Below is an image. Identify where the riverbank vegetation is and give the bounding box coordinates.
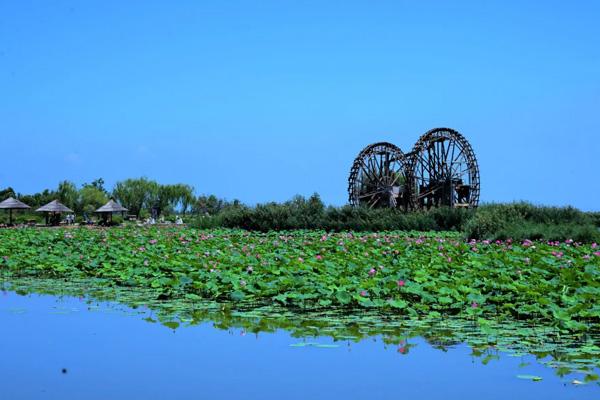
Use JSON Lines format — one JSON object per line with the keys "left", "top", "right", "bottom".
{"left": 1, "top": 178, "right": 598, "bottom": 242}
{"left": 191, "top": 198, "right": 600, "bottom": 242}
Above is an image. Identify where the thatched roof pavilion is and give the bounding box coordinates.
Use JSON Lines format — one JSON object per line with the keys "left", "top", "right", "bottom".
{"left": 96, "top": 199, "right": 128, "bottom": 213}
{"left": 36, "top": 200, "right": 74, "bottom": 213}
{"left": 0, "top": 197, "right": 31, "bottom": 225}
{"left": 96, "top": 199, "right": 128, "bottom": 225}
{"left": 36, "top": 200, "right": 74, "bottom": 225}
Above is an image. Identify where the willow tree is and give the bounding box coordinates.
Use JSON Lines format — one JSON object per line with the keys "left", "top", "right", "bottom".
{"left": 57, "top": 181, "right": 78, "bottom": 211}
{"left": 112, "top": 178, "right": 157, "bottom": 219}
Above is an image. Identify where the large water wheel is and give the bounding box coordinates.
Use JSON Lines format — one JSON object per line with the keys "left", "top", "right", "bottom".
{"left": 347, "top": 142, "right": 409, "bottom": 209}
{"left": 348, "top": 128, "right": 480, "bottom": 210}
{"left": 408, "top": 128, "right": 480, "bottom": 209}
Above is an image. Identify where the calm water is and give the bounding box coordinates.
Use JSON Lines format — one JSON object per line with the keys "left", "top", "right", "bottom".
{"left": 1, "top": 290, "right": 598, "bottom": 400}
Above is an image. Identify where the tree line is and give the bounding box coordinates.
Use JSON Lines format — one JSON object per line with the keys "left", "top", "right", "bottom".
{"left": 2, "top": 181, "right": 599, "bottom": 242}
{"left": 0, "top": 178, "right": 238, "bottom": 219}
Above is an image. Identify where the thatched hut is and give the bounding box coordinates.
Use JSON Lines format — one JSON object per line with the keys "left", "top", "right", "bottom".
{"left": 0, "top": 197, "right": 31, "bottom": 225}
{"left": 95, "top": 199, "right": 128, "bottom": 225}
{"left": 36, "top": 200, "right": 74, "bottom": 226}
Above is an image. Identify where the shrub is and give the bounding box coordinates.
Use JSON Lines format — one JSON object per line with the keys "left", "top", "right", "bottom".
{"left": 190, "top": 197, "right": 599, "bottom": 242}
{"left": 464, "top": 202, "right": 599, "bottom": 242}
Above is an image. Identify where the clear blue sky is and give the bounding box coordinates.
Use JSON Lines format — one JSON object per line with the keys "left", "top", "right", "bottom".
{"left": 1, "top": 1, "right": 598, "bottom": 210}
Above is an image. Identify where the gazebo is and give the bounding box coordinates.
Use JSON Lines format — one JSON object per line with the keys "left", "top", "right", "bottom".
{"left": 0, "top": 197, "right": 31, "bottom": 225}
{"left": 95, "top": 199, "right": 128, "bottom": 225}
{"left": 36, "top": 200, "right": 74, "bottom": 226}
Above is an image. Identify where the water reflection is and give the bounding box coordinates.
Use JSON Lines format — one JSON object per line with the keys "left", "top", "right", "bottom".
{"left": 1, "top": 277, "right": 599, "bottom": 399}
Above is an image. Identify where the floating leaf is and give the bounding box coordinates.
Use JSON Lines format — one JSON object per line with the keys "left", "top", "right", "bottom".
{"left": 230, "top": 291, "right": 245, "bottom": 302}
{"left": 516, "top": 375, "right": 542, "bottom": 381}
{"left": 163, "top": 321, "right": 180, "bottom": 330}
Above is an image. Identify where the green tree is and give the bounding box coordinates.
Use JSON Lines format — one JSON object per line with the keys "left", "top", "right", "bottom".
{"left": 193, "top": 194, "right": 226, "bottom": 215}
{"left": 19, "top": 189, "right": 56, "bottom": 209}
{"left": 145, "top": 183, "right": 195, "bottom": 217}
{"left": 82, "top": 178, "right": 108, "bottom": 195}
{"left": 112, "top": 177, "right": 157, "bottom": 218}
{"left": 170, "top": 184, "right": 195, "bottom": 215}
{"left": 0, "top": 187, "right": 16, "bottom": 201}
{"left": 78, "top": 186, "right": 108, "bottom": 215}
{"left": 57, "top": 181, "right": 78, "bottom": 211}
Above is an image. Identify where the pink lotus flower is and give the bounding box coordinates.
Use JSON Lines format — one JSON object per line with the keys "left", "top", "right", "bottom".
{"left": 149, "top": 239, "right": 158, "bottom": 245}
{"left": 316, "top": 255, "right": 322, "bottom": 261}
{"left": 522, "top": 239, "right": 533, "bottom": 247}
{"left": 594, "top": 251, "right": 600, "bottom": 257}
{"left": 360, "top": 290, "right": 368, "bottom": 297}
{"left": 138, "top": 246, "right": 146, "bottom": 252}
{"left": 397, "top": 280, "right": 405, "bottom": 287}
{"left": 368, "top": 268, "right": 376, "bottom": 277}
{"left": 592, "top": 243, "right": 598, "bottom": 249}
{"left": 471, "top": 301, "right": 478, "bottom": 308}
{"left": 583, "top": 255, "right": 590, "bottom": 260}
{"left": 552, "top": 251, "right": 563, "bottom": 258}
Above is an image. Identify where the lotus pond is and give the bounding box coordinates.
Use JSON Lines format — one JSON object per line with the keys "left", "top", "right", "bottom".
{"left": 0, "top": 227, "right": 599, "bottom": 398}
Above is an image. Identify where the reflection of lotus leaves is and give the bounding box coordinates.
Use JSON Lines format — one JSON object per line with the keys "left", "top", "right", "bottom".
{"left": 5, "top": 276, "right": 600, "bottom": 383}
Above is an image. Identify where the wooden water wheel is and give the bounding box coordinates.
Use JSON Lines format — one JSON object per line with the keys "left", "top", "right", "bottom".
{"left": 408, "top": 127, "right": 480, "bottom": 209}
{"left": 347, "top": 142, "right": 409, "bottom": 209}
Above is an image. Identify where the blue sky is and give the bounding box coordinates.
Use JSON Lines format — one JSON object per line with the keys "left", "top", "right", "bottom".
{"left": 1, "top": 1, "right": 598, "bottom": 210}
